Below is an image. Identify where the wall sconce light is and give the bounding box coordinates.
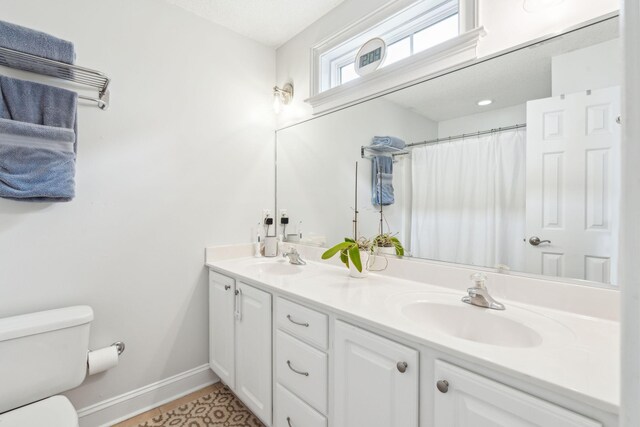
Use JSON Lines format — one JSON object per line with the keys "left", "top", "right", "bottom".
{"left": 273, "top": 83, "right": 294, "bottom": 113}
{"left": 523, "top": 0, "right": 564, "bottom": 12}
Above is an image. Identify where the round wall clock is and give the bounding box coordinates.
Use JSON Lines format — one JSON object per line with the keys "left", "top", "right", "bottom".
{"left": 354, "top": 38, "right": 387, "bottom": 77}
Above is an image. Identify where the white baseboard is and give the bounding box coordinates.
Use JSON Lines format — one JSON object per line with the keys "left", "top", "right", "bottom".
{"left": 77, "top": 364, "right": 219, "bottom": 427}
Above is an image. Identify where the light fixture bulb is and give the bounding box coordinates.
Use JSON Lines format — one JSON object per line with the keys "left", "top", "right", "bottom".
{"left": 273, "top": 91, "right": 282, "bottom": 114}
{"left": 273, "top": 83, "right": 294, "bottom": 114}
{"left": 477, "top": 99, "right": 493, "bottom": 106}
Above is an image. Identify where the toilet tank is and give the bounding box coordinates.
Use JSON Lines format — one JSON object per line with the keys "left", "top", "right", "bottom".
{"left": 0, "top": 306, "right": 93, "bottom": 413}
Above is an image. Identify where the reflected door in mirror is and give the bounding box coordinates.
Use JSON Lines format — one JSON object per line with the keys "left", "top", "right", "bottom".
{"left": 525, "top": 87, "right": 620, "bottom": 284}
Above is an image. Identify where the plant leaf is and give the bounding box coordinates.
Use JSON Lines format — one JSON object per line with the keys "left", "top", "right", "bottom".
{"left": 391, "top": 237, "right": 405, "bottom": 256}
{"left": 340, "top": 249, "right": 349, "bottom": 267}
{"left": 322, "top": 242, "right": 352, "bottom": 259}
{"left": 345, "top": 237, "right": 355, "bottom": 243}
{"left": 349, "top": 246, "right": 362, "bottom": 272}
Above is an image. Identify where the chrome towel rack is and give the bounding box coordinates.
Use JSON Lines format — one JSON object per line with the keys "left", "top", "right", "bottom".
{"left": 0, "top": 46, "right": 110, "bottom": 110}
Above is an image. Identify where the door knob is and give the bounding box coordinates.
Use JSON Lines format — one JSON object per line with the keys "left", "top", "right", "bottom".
{"left": 397, "top": 361, "right": 408, "bottom": 373}
{"left": 529, "top": 236, "right": 551, "bottom": 246}
{"left": 436, "top": 380, "right": 449, "bottom": 393}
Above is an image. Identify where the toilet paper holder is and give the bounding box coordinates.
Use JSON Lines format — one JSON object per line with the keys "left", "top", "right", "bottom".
{"left": 112, "top": 341, "right": 125, "bottom": 356}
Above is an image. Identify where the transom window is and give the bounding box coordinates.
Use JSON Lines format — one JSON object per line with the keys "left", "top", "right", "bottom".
{"left": 324, "top": 0, "right": 460, "bottom": 90}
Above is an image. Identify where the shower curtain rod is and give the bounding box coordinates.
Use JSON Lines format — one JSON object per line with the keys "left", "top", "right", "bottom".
{"left": 405, "top": 123, "right": 527, "bottom": 149}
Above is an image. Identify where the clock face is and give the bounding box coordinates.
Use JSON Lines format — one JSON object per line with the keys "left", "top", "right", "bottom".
{"left": 355, "top": 38, "right": 387, "bottom": 77}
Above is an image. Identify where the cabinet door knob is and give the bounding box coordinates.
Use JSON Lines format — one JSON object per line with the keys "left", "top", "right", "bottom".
{"left": 224, "top": 285, "right": 231, "bottom": 290}
{"left": 436, "top": 380, "right": 449, "bottom": 393}
{"left": 397, "top": 361, "right": 408, "bottom": 373}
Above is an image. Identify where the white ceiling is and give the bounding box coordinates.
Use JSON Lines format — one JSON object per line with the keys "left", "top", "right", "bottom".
{"left": 384, "top": 17, "right": 619, "bottom": 122}
{"left": 165, "top": 0, "right": 346, "bottom": 48}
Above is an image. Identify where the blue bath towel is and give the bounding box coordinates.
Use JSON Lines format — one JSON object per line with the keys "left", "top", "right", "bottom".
{"left": 0, "top": 75, "right": 78, "bottom": 202}
{"left": 0, "top": 20, "right": 75, "bottom": 77}
{"left": 0, "top": 20, "right": 75, "bottom": 63}
{"left": 370, "top": 136, "right": 406, "bottom": 152}
{"left": 372, "top": 156, "right": 394, "bottom": 206}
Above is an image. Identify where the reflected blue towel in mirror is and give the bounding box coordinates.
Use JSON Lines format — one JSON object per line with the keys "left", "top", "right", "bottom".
{"left": 371, "top": 136, "right": 406, "bottom": 152}
{"left": 0, "top": 75, "right": 78, "bottom": 202}
{"left": 372, "top": 156, "right": 394, "bottom": 206}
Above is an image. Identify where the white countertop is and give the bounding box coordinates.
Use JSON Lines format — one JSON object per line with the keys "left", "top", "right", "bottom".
{"left": 205, "top": 248, "right": 619, "bottom": 414}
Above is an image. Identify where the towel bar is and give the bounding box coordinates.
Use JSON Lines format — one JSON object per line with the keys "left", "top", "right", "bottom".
{"left": 0, "top": 46, "right": 110, "bottom": 110}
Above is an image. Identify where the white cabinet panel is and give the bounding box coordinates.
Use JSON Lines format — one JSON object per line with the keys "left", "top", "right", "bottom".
{"left": 276, "top": 330, "right": 327, "bottom": 414}
{"left": 334, "top": 321, "right": 419, "bottom": 427}
{"left": 208, "top": 271, "right": 235, "bottom": 388}
{"left": 434, "top": 360, "right": 602, "bottom": 427}
{"left": 274, "top": 384, "right": 327, "bottom": 427}
{"left": 235, "top": 282, "right": 272, "bottom": 426}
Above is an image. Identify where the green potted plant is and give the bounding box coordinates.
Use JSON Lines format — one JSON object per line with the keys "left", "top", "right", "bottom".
{"left": 372, "top": 232, "right": 405, "bottom": 257}
{"left": 321, "top": 237, "right": 372, "bottom": 278}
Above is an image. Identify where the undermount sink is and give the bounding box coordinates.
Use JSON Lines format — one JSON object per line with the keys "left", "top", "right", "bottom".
{"left": 401, "top": 301, "right": 543, "bottom": 348}
{"left": 245, "top": 260, "right": 306, "bottom": 276}
{"left": 385, "top": 291, "right": 574, "bottom": 349}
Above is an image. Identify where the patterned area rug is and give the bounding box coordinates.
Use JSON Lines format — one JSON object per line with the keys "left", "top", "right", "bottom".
{"left": 136, "top": 384, "right": 265, "bottom": 427}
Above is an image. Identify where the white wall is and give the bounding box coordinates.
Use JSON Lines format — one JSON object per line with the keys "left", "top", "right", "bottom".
{"left": 275, "top": 0, "right": 618, "bottom": 128}
{"left": 437, "top": 104, "right": 527, "bottom": 137}
{"left": 552, "top": 38, "right": 622, "bottom": 95}
{"left": 277, "top": 98, "right": 437, "bottom": 250}
{"left": 0, "top": 0, "right": 275, "bottom": 418}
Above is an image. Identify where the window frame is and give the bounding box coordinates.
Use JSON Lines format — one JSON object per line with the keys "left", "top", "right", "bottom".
{"left": 320, "top": 0, "right": 468, "bottom": 90}
{"left": 308, "top": 0, "right": 482, "bottom": 114}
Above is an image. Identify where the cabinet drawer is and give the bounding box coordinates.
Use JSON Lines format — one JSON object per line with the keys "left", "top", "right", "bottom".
{"left": 276, "top": 330, "right": 328, "bottom": 414}
{"left": 276, "top": 298, "right": 328, "bottom": 349}
{"left": 275, "top": 384, "right": 327, "bottom": 427}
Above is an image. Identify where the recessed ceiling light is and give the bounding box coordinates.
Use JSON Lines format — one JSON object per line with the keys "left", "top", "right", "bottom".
{"left": 523, "top": 0, "right": 564, "bottom": 13}
{"left": 477, "top": 99, "right": 493, "bottom": 106}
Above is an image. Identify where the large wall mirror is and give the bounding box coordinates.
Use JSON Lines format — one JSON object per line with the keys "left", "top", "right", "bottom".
{"left": 276, "top": 15, "right": 620, "bottom": 287}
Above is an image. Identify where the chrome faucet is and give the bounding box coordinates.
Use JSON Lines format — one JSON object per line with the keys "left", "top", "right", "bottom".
{"left": 462, "top": 273, "right": 505, "bottom": 310}
{"left": 283, "top": 247, "right": 306, "bottom": 265}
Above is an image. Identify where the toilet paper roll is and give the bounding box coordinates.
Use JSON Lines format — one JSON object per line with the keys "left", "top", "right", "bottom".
{"left": 88, "top": 346, "right": 119, "bottom": 375}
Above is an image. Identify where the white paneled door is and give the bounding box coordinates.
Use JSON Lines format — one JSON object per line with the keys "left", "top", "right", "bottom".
{"left": 525, "top": 87, "right": 620, "bottom": 283}
{"left": 333, "top": 321, "right": 419, "bottom": 427}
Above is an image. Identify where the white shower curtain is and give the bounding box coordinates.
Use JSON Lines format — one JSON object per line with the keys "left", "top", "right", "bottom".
{"left": 410, "top": 129, "right": 526, "bottom": 271}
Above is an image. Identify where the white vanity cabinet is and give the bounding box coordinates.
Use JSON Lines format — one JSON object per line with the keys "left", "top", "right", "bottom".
{"left": 433, "top": 360, "right": 602, "bottom": 427}
{"left": 333, "top": 321, "right": 419, "bottom": 427}
{"left": 208, "top": 267, "right": 615, "bottom": 427}
{"left": 208, "top": 272, "right": 272, "bottom": 425}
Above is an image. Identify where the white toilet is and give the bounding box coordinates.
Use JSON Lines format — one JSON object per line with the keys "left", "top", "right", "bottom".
{"left": 0, "top": 306, "right": 94, "bottom": 427}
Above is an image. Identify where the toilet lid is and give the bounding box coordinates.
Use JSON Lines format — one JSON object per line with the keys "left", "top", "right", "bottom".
{"left": 0, "top": 396, "right": 78, "bottom": 427}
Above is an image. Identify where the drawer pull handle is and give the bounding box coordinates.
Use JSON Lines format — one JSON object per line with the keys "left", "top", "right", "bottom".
{"left": 397, "top": 361, "right": 408, "bottom": 373}
{"left": 437, "top": 380, "right": 449, "bottom": 393}
{"left": 287, "top": 416, "right": 293, "bottom": 427}
{"left": 287, "top": 360, "right": 309, "bottom": 376}
{"left": 287, "top": 314, "right": 309, "bottom": 327}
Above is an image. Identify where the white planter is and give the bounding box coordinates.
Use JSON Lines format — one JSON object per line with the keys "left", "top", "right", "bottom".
{"left": 377, "top": 246, "right": 397, "bottom": 256}
{"left": 349, "top": 251, "right": 369, "bottom": 279}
